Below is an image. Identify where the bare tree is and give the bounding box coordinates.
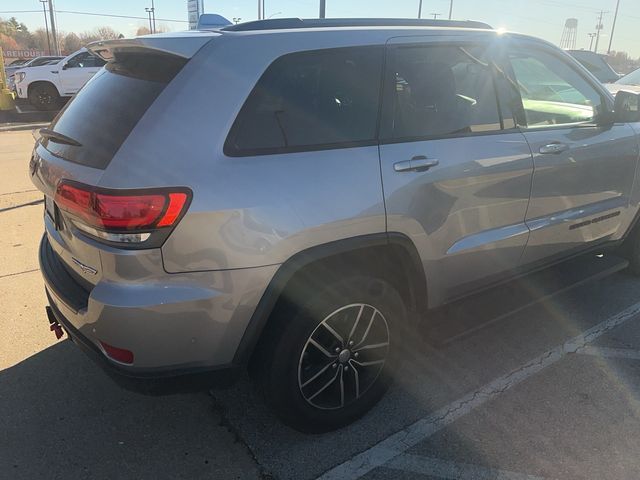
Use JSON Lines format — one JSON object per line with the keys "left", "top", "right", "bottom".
{"left": 95, "top": 26, "right": 121, "bottom": 40}
{"left": 30, "top": 28, "right": 50, "bottom": 51}
{"left": 136, "top": 24, "right": 169, "bottom": 36}
{"left": 79, "top": 26, "right": 122, "bottom": 45}
{"left": 62, "top": 32, "right": 81, "bottom": 53}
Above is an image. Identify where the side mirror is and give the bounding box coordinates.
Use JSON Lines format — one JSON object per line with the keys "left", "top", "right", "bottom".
{"left": 613, "top": 90, "right": 640, "bottom": 123}
{"left": 61, "top": 63, "right": 68, "bottom": 70}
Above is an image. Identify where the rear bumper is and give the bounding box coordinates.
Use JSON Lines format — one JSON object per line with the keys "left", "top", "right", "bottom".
{"left": 45, "top": 297, "right": 238, "bottom": 392}
{"left": 38, "top": 232, "right": 278, "bottom": 385}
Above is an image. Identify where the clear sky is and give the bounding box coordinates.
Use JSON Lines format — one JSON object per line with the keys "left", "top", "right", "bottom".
{"left": 4, "top": 0, "right": 639, "bottom": 57}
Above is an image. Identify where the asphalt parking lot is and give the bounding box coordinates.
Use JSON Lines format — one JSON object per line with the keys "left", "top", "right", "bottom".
{"left": 3, "top": 128, "right": 640, "bottom": 480}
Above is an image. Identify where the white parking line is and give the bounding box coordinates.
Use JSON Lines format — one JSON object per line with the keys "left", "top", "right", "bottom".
{"left": 317, "top": 300, "right": 640, "bottom": 480}
{"left": 385, "top": 453, "right": 547, "bottom": 480}
{"left": 575, "top": 345, "right": 640, "bottom": 361}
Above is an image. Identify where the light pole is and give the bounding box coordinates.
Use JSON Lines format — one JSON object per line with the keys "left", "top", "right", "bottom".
{"left": 47, "top": 0, "right": 58, "bottom": 55}
{"left": 431, "top": 13, "right": 441, "bottom": 20}
{"left": 608, "top": 0, "right": 620, "bottom": 54}
{"left": 39, "top": 0, "right": 52, "bottom": 55}
{"left": 151, "top": 0, "right": 156, "bottom": 33}
{"left": 319, "top": 0, "right": 326, "bottom": 18}
{"left": 418, "top": 0, "right": 422, "bottom": 19}
{"left": 145, "top": 8, "right": 153, "bottom": 33}
{"left": 233, "top": 17, "right": 242, "bottom": 24}
{"left": 588, "top": 32, "right": 597, "bottom": 51}
{"left": 594, "top": 10, "right": 606, "bottom": 54}
{"left": 448, "top": 0, "right": 454, "bottom": 20}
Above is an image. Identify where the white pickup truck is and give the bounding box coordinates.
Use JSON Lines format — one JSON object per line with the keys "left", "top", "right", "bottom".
{"left": 13, "top": 48, "right": 106, "bottom": 110}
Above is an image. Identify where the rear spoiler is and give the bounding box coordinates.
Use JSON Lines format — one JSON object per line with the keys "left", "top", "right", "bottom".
{"left": 87, "top": 33, "right": 218, "bottom": 62}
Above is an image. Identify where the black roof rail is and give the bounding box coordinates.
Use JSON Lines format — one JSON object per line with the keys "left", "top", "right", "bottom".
{"left": 221, "top": 18, "right": 492, "bottom": 32}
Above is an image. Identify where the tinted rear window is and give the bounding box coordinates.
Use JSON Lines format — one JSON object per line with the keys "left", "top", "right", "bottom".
{"left": 44, "top": 52, "right": 186, "bottom": 169}
{"left": 225, "top": 46, "right": 384, "bottom": 156}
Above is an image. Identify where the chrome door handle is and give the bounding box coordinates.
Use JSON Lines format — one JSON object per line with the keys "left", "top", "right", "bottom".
{"left": 394, "top": 156, "right": 439, "bottom": 173}
{"left": 539, "top": 143, "right": 569, "bottom": 154}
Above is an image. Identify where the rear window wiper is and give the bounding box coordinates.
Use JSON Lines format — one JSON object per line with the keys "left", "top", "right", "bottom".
{"left": 39, "top": 128, "right": 82, "bottom": 147}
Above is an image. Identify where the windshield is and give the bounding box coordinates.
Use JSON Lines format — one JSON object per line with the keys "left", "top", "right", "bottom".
{"left": 568, "top": 51, "right": 620, "bottom": 83}
{"left": 29, "top": 57, "right": 63, "bottom": 67}
{"left": 617, "top": 68, "right": 640, "bottom": 86}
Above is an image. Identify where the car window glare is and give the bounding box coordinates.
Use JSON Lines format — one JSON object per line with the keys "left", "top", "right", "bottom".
{"left": 507, "top": 49, "right": 604, "bottom": 128}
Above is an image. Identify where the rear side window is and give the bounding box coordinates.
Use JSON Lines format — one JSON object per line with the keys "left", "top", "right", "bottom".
{"left": 44, "top": 52, "right": 186, "bottom": 169}
{"left": 225, "top": 46, "right": 384, "bottom": 156}
{"left": 385, "top": 44, "right": 502, "bottom": 141}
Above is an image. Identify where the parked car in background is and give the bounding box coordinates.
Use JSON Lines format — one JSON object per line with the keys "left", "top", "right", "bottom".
{"left": 607, "top": 68, "right": 640, "bottom": 95}
{"left": 5, "top": 55, "right": 64, "bottom": 76}
{"left": 567, "top": 49, "right": 621, "bottom": 83}
{"left": 5, "top": 55, "right": 64, "bottom": 91}
{"left": 7, "top": 58, "right": 28, "bottom": 66}
{"left": 13, "top": 48, "right": 105, "bottom": 110}
{"left": 32, "top": 19, "right": 640, "bottom": 433}
{"left": 4, "top": 58, "right": 31, "bottom": 76}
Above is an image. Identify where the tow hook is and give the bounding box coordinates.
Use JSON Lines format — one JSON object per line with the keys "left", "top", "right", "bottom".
{"left": 45, "top": 306, "right": 64, "bottom": 340}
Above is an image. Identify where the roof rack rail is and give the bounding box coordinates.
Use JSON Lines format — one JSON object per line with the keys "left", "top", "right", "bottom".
{"left": 221, "top": 18, "right": 492, "bottom": 32}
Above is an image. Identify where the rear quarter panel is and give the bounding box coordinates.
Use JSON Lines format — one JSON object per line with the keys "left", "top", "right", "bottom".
{"left": 96, "top": 31, "right": 397, "bottom": 272}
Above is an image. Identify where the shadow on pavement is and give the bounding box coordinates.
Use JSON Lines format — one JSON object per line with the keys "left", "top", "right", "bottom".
{"left": 213, "top": 255, "right": 640, "bottom": 480}
{"left": 0, "top": 108, "right": 57, "bottom": 125}
{"left": 4, "top": 254, "right": 639, "bottom": 480}
{"left": 0, "top": 341, "right": 260, "bottom": 480}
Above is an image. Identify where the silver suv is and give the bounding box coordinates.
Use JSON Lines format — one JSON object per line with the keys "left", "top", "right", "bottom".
{"left": 31, "top": 18, "right": 640, "bottom": 432}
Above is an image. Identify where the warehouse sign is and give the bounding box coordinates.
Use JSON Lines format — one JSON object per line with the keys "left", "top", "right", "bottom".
{"left": 3, "top": 50, "right": 46, "bottom": 58}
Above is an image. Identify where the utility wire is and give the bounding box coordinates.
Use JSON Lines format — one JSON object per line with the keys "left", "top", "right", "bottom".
{"left": 0, "top": 9, "right": 187, "bottom": 23}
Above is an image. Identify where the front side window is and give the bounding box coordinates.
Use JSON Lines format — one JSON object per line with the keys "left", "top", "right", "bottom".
{"left": 225, "top": 46, "right": 383, "bottom": 156}
{"left": 507, "top": 48, "right": 604, "bottom": 127}
{"left": 66, "top": 52, "right": 106, "bottom": 69}
{"left": 386, "top": 44, "right": 502, "bottom": 141}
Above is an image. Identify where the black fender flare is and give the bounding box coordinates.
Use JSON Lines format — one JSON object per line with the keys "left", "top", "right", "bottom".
{"left": 232, "top": 232, "right": 427, "bottom": 366}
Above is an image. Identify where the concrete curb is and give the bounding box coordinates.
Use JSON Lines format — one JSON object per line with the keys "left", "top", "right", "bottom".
{"left": 0, "top": 122, "right": 49, "bottom": 132}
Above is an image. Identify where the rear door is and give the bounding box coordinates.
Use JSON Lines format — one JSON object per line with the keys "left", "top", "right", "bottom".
{"left": 58, "top": 51, "right": 106, "bottom": 96}
{"left": 503, "top": 40, "right": 639, "bottom": 265}
{"left": 378, "top": 37, "right": 534, "bottom": 304}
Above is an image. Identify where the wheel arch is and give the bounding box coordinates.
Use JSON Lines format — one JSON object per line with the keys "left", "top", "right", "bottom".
{"left": 234, "top": 232, "right": 427, "bottom": 368}
{"left": 27, "top": 80, "right": 61, "bottom": 98}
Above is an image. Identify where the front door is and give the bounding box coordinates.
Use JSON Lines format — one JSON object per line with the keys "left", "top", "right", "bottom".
{"left": 378, "top": 39, "right": 534, "bottom": 305}
{"left": 503, "top": 41, "right": 639, "bottom": 265}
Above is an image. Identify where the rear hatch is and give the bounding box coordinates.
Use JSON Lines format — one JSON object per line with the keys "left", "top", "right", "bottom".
{"left": 30, "top": 33, "right": 215, "bottom": 288}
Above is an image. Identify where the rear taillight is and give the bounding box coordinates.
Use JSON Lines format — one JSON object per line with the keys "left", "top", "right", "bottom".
{"left": 54, "top": 181, "right": 191, "bottom": 247}
{"left": 99, "top": 341, "right": 134, "bottom": 364}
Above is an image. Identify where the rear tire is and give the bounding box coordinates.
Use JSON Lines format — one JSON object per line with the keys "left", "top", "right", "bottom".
{"left": 261, "top": 276, "right": 406, "bottom": 433}
{"left": 28, "top": 83, "right": 60, "bottom": 111}
{"left": 620, "top": 223, "right": 640, "bottom": 275}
